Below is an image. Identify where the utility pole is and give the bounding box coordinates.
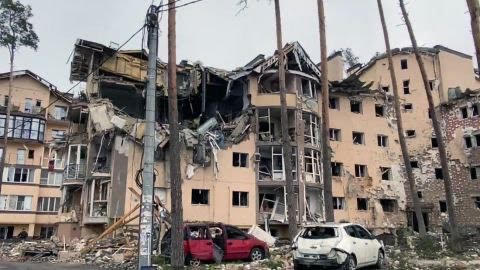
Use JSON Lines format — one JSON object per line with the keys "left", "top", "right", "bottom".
{"left": 138, "top": 5, "right": 158, "bottom": 269}
{"left": 467, "top": 0, "right": 480, "bottom": 71}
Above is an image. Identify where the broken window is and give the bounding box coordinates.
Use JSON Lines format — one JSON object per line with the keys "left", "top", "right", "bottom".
{"left": 406, "top": 130, "right": 416, "bottom": 138}
{"left": 470, "top": 166, "right": 480, "bottom": 180}
{"left": 191, "top": 189, "right": 209, "bottom": 205}
{"left": 258, "top": 146, "right": 296, "bottom": 181}
{"left": 303, "top": 113, "right": 320, "bottom": 146}
{"left": 329, "top": 97, "right": 339, "bottom": 110}
{"left": 375, "top": 104, "right": 385, "bottom": 117}
{"left": 417, "top": 191, "right": 423, "bottom": 199}
{"left": 465, "top": 136, "right": 473, "bottom": 148}
{"left": 428, "top": 109, "right": 432, "bottom": 119}
{"left": 331, "top": 162, "right": 343, "bottom": 177}
{"left": 439, "top": 201, "right": 447, "bottom": 213}
{"left": 329, "top": 128, "right": 341, "bottom": 141}
{"left": 352, "top": 132, "right": 365, "bottom": 145}
{"left": 474, "top": 197, "right": 480, "bottom": 209}
{"left": 304, "top": 149, "right": 321, "bottom": 183}
{"left": 258, "top": 108, "right": 274, "bottom": 141}
{"left": 461, "top": 107, "right": 468, "bottom": 119}
{"left": 301, "top": 79, "right": 316, "bottom": 99}
{"left": 357, "top": 198, "right": 368, "bottom": 210}
{"left": 355, "top": 164, "right": 367, "bottom": 178}
{"left": 232, "top": 152, "right": 248, "bottom": 168}
{"left": 333, "top": 197, "right": 345, "bottom": 210}
{"left": 382, "top": 86, "right": 389, "bottom": 92}
{"left": 404, "top": 103, "right": 413, "bottom": 111}
{"left": 435, "top": 168, "right": 443, "bottom": 180}
{"left": 232, "top": 191, "right": 248, "bottom": 206}
{"left": 28, "top": 150, "right": 34, "bottom": 159}
{"left": 403, "top": 80, "right": 410, "bottom": 94}
{"left": 473, "top": 104, "right": 479, "bottom": 116}
{"left": 39, "top": 226, "right": 55, "bottom": 239}
{"left": 410, "top": 161, "right": 419, "bottom": 169}
{"left": 431, "top": 137, "right": 438, "bottom": 148}
{"left": 380, "top": 199, "right": 396, "bottom": 212}
{"left": 259, "top": 193, "right": 276, "bottom": 213}
{"left": 401, "top": 59, "right": 408, "bottom": 70}
{"left": 475, "top": 134, "right": 480, "bottom": 147}
{"left": 350, "top": 100, "right": 362, "bottom": 114}
{"left": 380, "top": 167, "right": 391, "bottom": 180}
{"left": 257, "top": 108, "right": 295, "bottom": 142}
{"left": 377, "top": 135, "right": 388, "bottom": 147}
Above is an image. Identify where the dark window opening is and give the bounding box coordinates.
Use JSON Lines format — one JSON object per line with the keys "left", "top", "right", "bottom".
{"left": 471, "top": 167, "right": 479, "bottom": 180}
{"left": 191, "top": 189, "right": 209, "bottom": 205}
{"left": 417, "top": 191, "right": 423, "bottom": 199}
{"left": 233, "top": 152, "right": 248, "bottom": 168}
{"left": 465, "top": 137, "right": 473, "bottom": 148}
{"left": 435, "top": 168, "right": 443, "bottom": 180}
{"left": 406, "top": 130, "right": 416, "bottom": 137}
{"left": 352, "top": 132, "right": 364, "bottom": 145}
{"left": 382, "top": 86, "right": 389, "bottom": 92}
{"left": 355, "top": 164, "right": 367, "bottom": 177}
{"left": 333, "top": 197, "right": 345, "bottom": 210}
{"left": 380, "top": 199, "right": 396, "bottom": 212}
{"left": 350, "top": 101, "right": 362, "bottom": 114}
{"left": 431, "top": 137, "right": 438, "bottom": 148}
{"left": 410, "top": 161, "right": 419, "bottom": 168}
{"left": 404, "top": 103, "right": 413, "bottom": 111}
{"left": 28, "top": 150, "right": 34, "bottom": 159}
{"left": 329, "top": 128, "right": 341, "bottom": 141}
{"left": 39, "top": 226, "right": 55, "bottom": 239}
{"left": 232, "top": 191, "right": 248, "bottom": 206}
{"left": 375, "top": 104, "right": 385, "bottom": 117}
{"left": 473, "top": 104, "right": 479, "bottom": 116}
{"left": 401, "top": 59, "right": 408, "bottom": 70}
{"left": 377, "top": 135, "right": 388, "bottom": 147}
{"left": 439, "top": 201, "right": 447, "bottom": 213}
{"left": 329, "top": 98, "right": 339, "bottom": 109}
{"left": 474, "top": 197, "right": 480, "bottom": 209}
{"left": 475, "top": 134, "right": 480, "bottom": 146}
{"left": 3, "top": 96, "right": 8, "bottom": 107}
{"left": 429, "top": 80, "right": 434, "bottom": 91}
{"left": 357, "top": 198, "right": 368, "bottom": 210}
{"left": 428, "top": 109, "right": 432, "bottom": 119}
{"left": 380, "top": 167, "right": 391, "bottom": 180}
{"left": 403, "top": 80, "right": 410, "bottom": 94}
{"left": 36, "top": 100, "right": 42, "bottom": 107}
{"left": 331, "top": 162, "right": 343, "bottom": 177}
{"left": 461, "top": 107, "right": 468, "bottom": 119}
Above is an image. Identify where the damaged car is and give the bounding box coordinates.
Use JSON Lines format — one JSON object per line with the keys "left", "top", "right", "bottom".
{"left": 292, "top": 223, "right": 385, "bottom": 270}
{"left": 161, "top": 222, "right": 269, "bottom": 267}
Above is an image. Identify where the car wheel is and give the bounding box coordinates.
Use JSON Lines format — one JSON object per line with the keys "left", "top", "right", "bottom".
{"left": 249, "top": 247, "right": 264, "bottom": 261}
{"left": 376, "top": 250, "right": 385, "bottom": 269}
{"left": 343, "top": 255, "right": 356, "bottom": 270}
{"left": 185, "top": 254, "right": 201, "bottom": 267}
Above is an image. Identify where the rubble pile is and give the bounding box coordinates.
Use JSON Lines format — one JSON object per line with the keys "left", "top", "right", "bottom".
{"left": 0, "top": 240, "right": 58, "bottom": 263}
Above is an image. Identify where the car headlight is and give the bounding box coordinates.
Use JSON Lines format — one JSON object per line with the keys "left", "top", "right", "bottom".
{"left": 327, "top": 249, "right": 337, "bottom": 259}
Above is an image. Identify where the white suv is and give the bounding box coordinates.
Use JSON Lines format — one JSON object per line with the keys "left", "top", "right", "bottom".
{"left": 292, "top": 223, "right": 385, "bottom": 270}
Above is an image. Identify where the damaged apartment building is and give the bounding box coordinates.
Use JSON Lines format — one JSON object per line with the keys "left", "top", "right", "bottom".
{"left": 353, "top": 46, "right": 480, "bottom": 232}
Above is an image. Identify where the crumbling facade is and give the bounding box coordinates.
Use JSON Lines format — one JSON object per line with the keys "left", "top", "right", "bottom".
{"left": 0, "top": 70, "right": 72, "bottom": 239}
{"left": 355, "top": 46, "right": 480, "bottom": 232}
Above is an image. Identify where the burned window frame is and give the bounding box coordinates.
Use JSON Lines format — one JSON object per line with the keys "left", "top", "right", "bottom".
{"left": 232, "top": 152, "right": 248, "bottom": 168}
{"left": 191, "top": 189, "right": 209, "bottom": 205}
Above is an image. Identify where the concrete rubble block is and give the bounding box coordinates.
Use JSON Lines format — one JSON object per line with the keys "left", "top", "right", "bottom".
{"left": 248, "top": 225, "right": 276, "bottom": 247}
{"left": 58, "top": 250, "right": 81, "bottom": 261}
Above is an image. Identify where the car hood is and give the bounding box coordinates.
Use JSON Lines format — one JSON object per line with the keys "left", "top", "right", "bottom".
{"left": 296, "top": 237, "right": 341, "bottom": 254}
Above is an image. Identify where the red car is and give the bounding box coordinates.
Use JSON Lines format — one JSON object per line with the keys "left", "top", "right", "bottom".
{"left": 161, "top": 222, "right": 270, "bottom": 266}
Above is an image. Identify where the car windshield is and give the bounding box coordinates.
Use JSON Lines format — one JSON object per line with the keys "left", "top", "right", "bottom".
{"left": 302, "top": 227, "right": 338, "bottom": 239}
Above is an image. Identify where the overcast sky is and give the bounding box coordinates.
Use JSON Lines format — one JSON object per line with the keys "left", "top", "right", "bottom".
{"left": 0, "top": 0, "right": 475, "bottom": 94}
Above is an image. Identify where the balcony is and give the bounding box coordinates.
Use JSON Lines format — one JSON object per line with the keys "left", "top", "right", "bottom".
{"left": 0, "top": 114, "right": 46, "bottom": 143}
{"left": 4, "top": 153, "right": 42, "bottom": 166}
{"left": 63, "top": 164, "right": 86, "bottom": 185}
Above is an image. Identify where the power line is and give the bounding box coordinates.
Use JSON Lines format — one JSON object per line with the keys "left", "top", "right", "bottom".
{"left": 156, "top": 0, "right": 205, "bottom": 13}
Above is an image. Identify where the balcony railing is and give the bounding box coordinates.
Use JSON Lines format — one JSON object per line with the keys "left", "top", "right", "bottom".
{"left": 64, "top": 163, "right": 86, "bottom": 179}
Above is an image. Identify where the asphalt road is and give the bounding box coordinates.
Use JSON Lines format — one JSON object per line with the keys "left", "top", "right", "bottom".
{"left": 0, "top": 262, "right": 102, "bottom": 270}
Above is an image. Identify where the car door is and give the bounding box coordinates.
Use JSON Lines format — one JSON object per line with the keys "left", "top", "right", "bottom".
{"left": 353, "top": 225, "right": 377, "bottom": 265}
{"left": 344, "top": 225, "right": 368, "bottom": 266}
{"left": 186, "top": 225, "right": 214, "bottom": 261}
{"left": 224, "top": 225, "right": 251, "bottom": 260}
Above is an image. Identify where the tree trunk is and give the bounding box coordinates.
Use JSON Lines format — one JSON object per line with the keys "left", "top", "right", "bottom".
{"left": 317, "top": 0, "right": 334, "bottom": 222}
{"left": 168, "top": 0, "right": 184, "bottom": 268}
{"left": 467, "top": 0, "right": 480, "bottom": 71}
{"left": 0, "top": 52, "right": 14, "bottom": 194}
{"left": 377, "top": 0, "right": 426, "bottom": 236}
{"left": 273, "top": 0, "right": 297, "bottom": 241}
{"left": 399, "top": 0, "right": 458, "bottom": 239}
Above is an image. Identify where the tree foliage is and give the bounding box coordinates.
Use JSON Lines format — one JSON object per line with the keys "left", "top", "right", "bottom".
{"left": 0, "top": 0, "right": 39, "bottom": 56}
{"left": 340, "top": 48, "right": 360, "bottom": 68}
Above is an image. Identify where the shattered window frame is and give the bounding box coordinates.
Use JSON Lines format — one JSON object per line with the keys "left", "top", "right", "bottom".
{"left": 232, "top": 191, "right": 249, "bottom": 207}
{"left": 379, "top": 199, "right": 397, "bottom": 213}
{"left": 354, "top": 164, "right": 367, "bottom": 178}
{"left": 406, "top": 130, "right": 416, "bottom": 138}
{"left": 403, "top": 80, "right": 410, "bottom": 94}
{"left": 332, "top": 197, "right": 345, "bottom": 210}
{"left": 329, "top": 97, "right": 339, "bottom": 110}
{"left": 191, "top": 189, "right": 209, "bottom": 205}
{"left": 410, "top": 161, "right": 419, "bottom": 169}
{"left": 304, "top": 148, "right": 321, "bottom": 183}
{"left": 301, "top": 79, "right": 317, "bottom": 99}
{"left": 380, "top": 167, "right": 391, "bottom": 181}
{"left": 232, "top": 152, "right": 248, "bottom": 168}
{"left": 303, "top": 113, "right": 320, "bottom": 146}
{"left": 329, "top": 128, "right": 341, "bottom": 141}
{"left": 258, "top": 108, "right": 273, "bottom": 142}
{"left": 357, "top": 198, "right": 368, "bottom": 211}
{"left": 377, "top": 135, "right": 388, "bottom": 147}
{"left": 350, "top": 100, "right": 362, "bottom": 114}
{"left": 352, "top": 131, "right": 365, "bottom": 145}
{"left": 375, "top": 104, "right": 385, "bottom": 117}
